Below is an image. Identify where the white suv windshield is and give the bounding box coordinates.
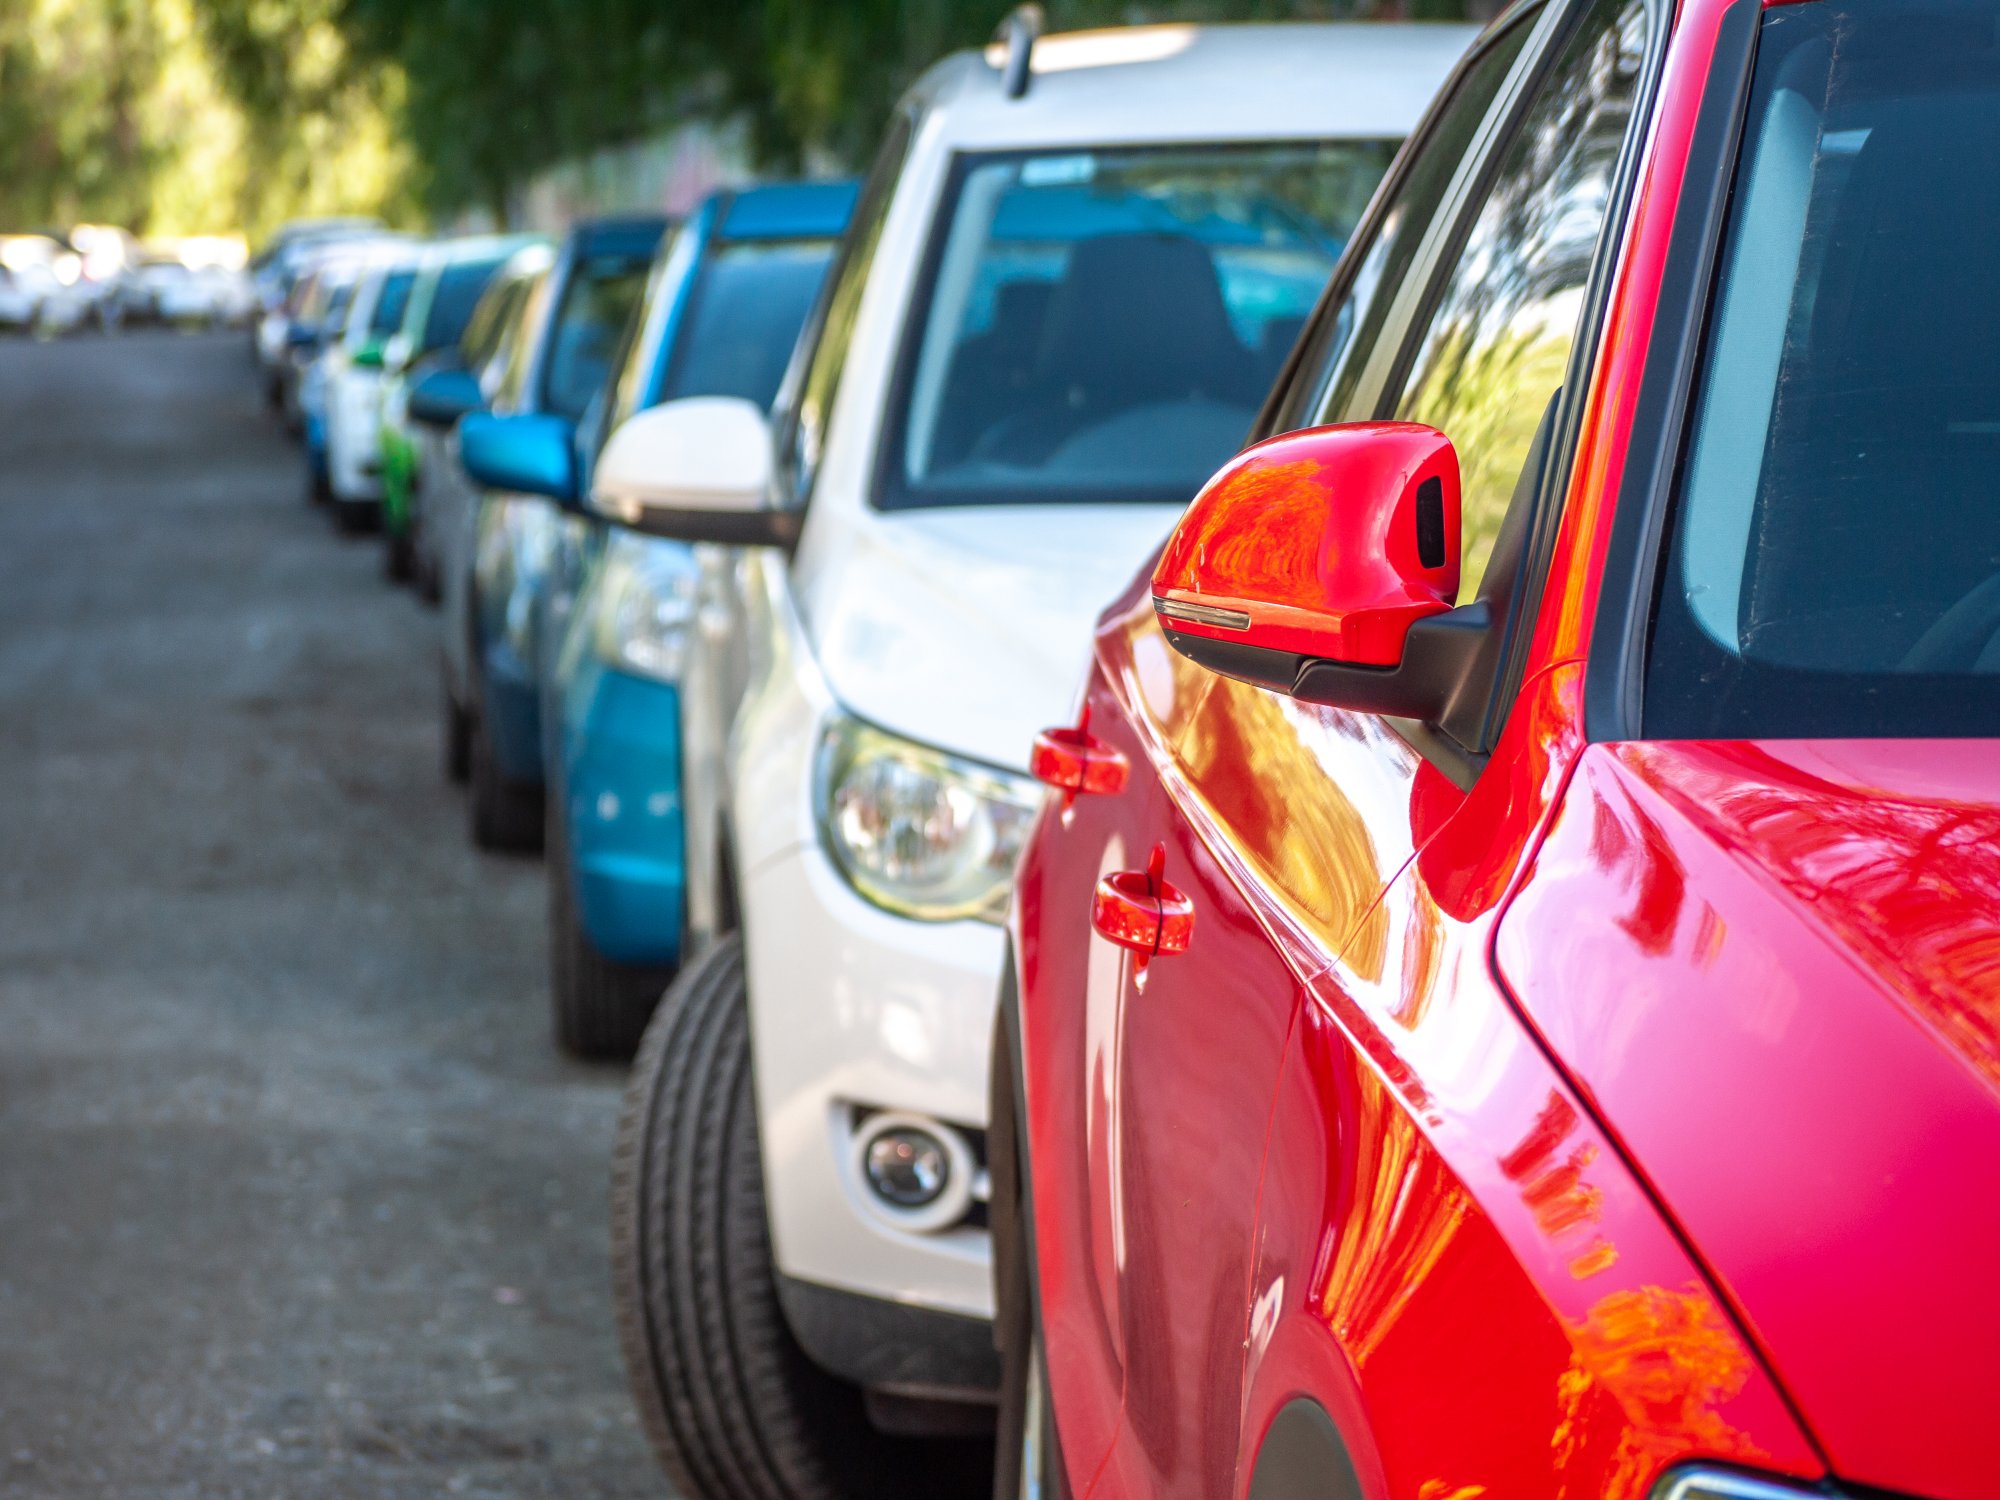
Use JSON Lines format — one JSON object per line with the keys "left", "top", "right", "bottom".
{"left": 883, "top": 141, "right": 1397, "bottom": 510}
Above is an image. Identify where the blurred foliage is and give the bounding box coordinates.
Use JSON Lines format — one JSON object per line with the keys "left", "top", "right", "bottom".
{"left": 0, "top": 0, "right": 1486, "bottom": 235}
{"left": 0, "top": 0, "right": 410, "bottom": 237}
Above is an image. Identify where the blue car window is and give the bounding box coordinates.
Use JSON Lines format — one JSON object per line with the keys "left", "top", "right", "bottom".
{"left": 657, "top": 239, "right": 841, "bottom": 412}
{"left": 541, "top": 253, "right": 651, "bottom": 422}
{"left": 424, "top": 257, "right": 506, "bottom": 353}
{"left": 369, "top": 269, "right": 415, "bottom": 338}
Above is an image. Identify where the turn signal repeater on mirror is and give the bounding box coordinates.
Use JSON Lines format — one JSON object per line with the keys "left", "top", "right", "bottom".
{"left": 1152, "top": 422, "right": 1474, "bottom": 721}
{"left": 1030, "top": 704, "right": 1128, "bottom": 815}
{"left": 1090, "top": 843, "right": 1194, "bottom": 986}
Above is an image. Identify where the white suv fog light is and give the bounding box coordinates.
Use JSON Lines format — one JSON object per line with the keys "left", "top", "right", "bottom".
{"left": 849, "top": 1110, "right": 977, "bottom": 1234}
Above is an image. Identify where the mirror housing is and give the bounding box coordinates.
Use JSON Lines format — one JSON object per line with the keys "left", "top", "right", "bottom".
{"left": 407, "top": 363, "right": 485, "bottom": 429}
{"left": 589, "top": 397, "right": 793, "bottom": 547}
{"left": 459, "top": 411, "right": 578, "bottom": 507}
{"left": 285, "top": 321, "right": 321, "bottom": 352}
{"left": 351, "top": 337, "right": 385, "bottom": 370}
{"left": 1154, "top": 422, "right": 1477, "bottom": 721}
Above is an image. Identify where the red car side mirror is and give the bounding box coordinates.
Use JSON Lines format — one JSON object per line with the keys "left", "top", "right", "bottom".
{"left": 1153, "top": 422, "right": 1475, "bottom": 722}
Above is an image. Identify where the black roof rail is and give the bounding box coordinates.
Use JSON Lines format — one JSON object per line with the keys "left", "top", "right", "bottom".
{"left": 993, "top": 4, "right": 1045, "bottom": 100}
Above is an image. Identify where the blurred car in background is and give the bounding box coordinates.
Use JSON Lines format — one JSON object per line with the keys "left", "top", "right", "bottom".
{"left": 0, "top": 235, "right": 92, "bottom": 336}
{"left": 436, "top": 215, "right": 664, "bottom": 852}
{"left": 319, "top": 251, "right": 423, "bottom": 530}
{"left": 601, "top": 18, "right": 1473, "bottom": 1500}
{"left": 128, "top": 258, "right": 252, "bottom": 327}
{"left": 378, "top": 235, "right": 541, "bottom": 586}
{"left": 403, "top": 244, "right": 553, "bottom": 608}
{"left": 460, "top": 180, "right": 857, "bottom": 1055}
{"left": 251, "top": 220, "right": 389, "bottom": 406}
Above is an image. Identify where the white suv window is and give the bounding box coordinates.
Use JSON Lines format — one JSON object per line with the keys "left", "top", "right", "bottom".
{"left": 884, "top": 140, "right": 1397, "bottom": 510}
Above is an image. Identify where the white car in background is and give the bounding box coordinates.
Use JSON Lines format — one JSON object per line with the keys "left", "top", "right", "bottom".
{"left": 600, "top": 17, "right": 1474, "bottom": 1500}
{"left": 320, "top": 251, "right": 424, "bottom": 528}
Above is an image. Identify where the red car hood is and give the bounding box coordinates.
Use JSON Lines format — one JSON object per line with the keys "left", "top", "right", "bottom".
{"left": 1496, "top": 740, "right": 2000, "bottom": 1500}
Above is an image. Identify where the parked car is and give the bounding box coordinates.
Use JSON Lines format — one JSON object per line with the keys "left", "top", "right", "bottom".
{"left": 378, "top": 236, "right": 536, "bottom": 584}
{"left": 319, "top": 251, "right": 424, "bottom": 530}
{"left": 437, "top": 215, "right": 664, "bottom": 851}
{"left": 292, "top": 260, "right": 368, "bottom": 490}
{"left": 990, "top": 1, "right": 2000, "bottom": 1498}
{"left": 252, "top": 223, "right": 391, "bottom": 406}
{"left": 600, "top": 19, "right": 1473, "bottom": 1500}
{"left": 460, "top": 181, "right": 858, "bottom": 1057}
{"left": 403, "top": 244, "right": 553, "bottom": 610}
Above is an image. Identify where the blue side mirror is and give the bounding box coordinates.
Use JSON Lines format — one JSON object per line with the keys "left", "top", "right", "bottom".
{"left": 407, "top": 364, "right": 486, "bottom": 429}
{"left": 460, "top": 411, "right": 579, "bottom": 507}
{"left": 285, "top": 321, "right": 321, "bottom": 352}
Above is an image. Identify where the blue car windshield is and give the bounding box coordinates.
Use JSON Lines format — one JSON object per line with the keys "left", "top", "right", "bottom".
{"left": 883, "top": 140, "right": 1397, "bottom": 510}
{"left": 423, "top": 257, "right": 506, "bottom": 353}
{"left": 368, "top": 269, "right": 415, "bottom": 337}
{"left": 542, "top": 251, "right": 651, "bottom": 423}
{"left": 658, "top": 238, "right": 840, "bottom": 411}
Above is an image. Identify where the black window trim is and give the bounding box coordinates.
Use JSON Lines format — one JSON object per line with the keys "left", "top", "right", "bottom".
{"left": 1584, "top": 0, "right": 1762, "bottom": 743}
{"left": 1370, "top": 0, "right": 1675, "bottom": 786}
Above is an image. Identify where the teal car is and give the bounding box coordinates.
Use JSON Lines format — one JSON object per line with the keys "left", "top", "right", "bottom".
{"left": 460, "top": 181, "right": 856, "bottom": 1055}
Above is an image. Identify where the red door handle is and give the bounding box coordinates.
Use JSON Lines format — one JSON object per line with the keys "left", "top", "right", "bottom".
{"left": 1091, "top": 844, "right": 1193, "bottom": 980}
{"left": 1031, "top": 706, "right": 1128, "bottom": 811}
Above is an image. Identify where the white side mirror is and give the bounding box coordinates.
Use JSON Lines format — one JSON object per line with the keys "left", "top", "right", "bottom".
{"left": 590, "top": 396, "right": 792, "bottom": 547}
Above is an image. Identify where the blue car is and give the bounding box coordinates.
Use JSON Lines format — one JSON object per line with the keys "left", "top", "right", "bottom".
{"left": 444, "top": 215, "right": 666, "bottom": 852}
{"left": 462, "top": 181, "right": 856, "bottom": 1055}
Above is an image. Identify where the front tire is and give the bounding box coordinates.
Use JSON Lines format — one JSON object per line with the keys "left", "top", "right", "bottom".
{"left": 548, "top": 802, "right": 674, "bottom": 1060}
{"left": 468, "top": 713, "right": 543, "bottom": 853}
{"left": 612, "top": 936, "right": 988, "bottom": 1500}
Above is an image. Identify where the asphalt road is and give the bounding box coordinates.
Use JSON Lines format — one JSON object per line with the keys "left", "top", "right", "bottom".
{"left": 0, "top": 331, "right": 662, "bottom": 1497}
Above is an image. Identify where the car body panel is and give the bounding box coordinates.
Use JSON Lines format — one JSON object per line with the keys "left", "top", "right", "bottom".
{"left": 1497, "top": 740, "right": 2000, "bottom": 1500}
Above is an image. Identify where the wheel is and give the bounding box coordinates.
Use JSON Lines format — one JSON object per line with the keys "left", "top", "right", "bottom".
{"left": 613, "top": 936, "right": 990, "bottom": 1500}
{"left": 308, "top": 457, "right": 332, "bottom": 507}
{"left": 384, "top": 529, "right": 414, "bottom": 583}
{"left": 989, "top": 995, "right": 1072, "bottom": 1500}
{"left": 332, "top": 497, "right": 377, "bottom": 536}
{"left": 548, "top": 801, "right": 675, "bottom": 1060}
{"left": 443, "top": 688, "right": 472, "bottom": 785}
{"left": 468, "top": 712, "right": 543, "bottom": 853}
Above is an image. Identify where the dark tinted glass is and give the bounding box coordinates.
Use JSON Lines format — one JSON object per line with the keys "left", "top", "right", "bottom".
{"left": 1395, "top": 0, "right": 1648, "bottom": 602}
{"left": 541, "top": 253, "right": 650, "bottom": 421}
{"left": 658, "top": 239, "right": 838, "bottom": 411}
{"left": 423, "top": 257, "right": 504, "bottom": 351}
{"left": 369, "top": 269, "right": 415, "bottom": 337}
{"left": 1646, "top": 0, "right": 2000, "bottom": 737}
{"left": 1281, "top": 21, "right": 1533, "bottom": 434}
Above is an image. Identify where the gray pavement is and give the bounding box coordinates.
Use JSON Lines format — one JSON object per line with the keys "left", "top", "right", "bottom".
{"left": 0, "top": 331, "right": 663, "bottom": 1497}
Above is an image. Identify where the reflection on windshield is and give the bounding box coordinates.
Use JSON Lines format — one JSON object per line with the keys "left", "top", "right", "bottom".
{"left": 887, "top": 141, "right": 1397, "bottom": 510}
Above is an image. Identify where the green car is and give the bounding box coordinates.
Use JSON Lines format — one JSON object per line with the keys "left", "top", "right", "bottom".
{"left": 377, "top": 234, "right": 541, "bottom": 589}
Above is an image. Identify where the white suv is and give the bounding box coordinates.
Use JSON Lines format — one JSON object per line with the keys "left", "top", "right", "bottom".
{"left": 604, "top": 19, "right": 1472, "bottom": 1498}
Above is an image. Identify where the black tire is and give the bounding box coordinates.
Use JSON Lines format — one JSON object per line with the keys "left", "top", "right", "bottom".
{"left": 384, "top": 529, "right": 414, "bottom": 583}
{"left": 468, "top": 713, "right": 543, "bottom": 853}
{"left": 416, "top": 544, "right": 442, "bottom": 606}
{"left": 332, "top": 497, "right": 377, "bottom": 536}
{"left": 989, "top": 985, "right": 1072, "bottom": 1500}
{"left": 612, "top": 936, "right": 991, "bottom": 1500}
{"left": 443, "top": 688, "right": 472, "bottom": 785}
{"left": 308, "top": 459, "right": 332, "bottom": 507}
{"left": 548, "top": 801, "right": 674, "bottom": 1060}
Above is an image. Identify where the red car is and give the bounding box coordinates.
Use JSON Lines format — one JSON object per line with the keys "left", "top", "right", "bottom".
{"left": 991, "top": 0, "right": 2000, "bottom": 1498}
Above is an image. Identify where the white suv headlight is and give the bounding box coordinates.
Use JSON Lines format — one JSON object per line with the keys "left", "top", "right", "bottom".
{"left": 588, "top": 532, "right": 698, "bottom": 684}
{"left": 815, "top": 716, "right": 1039, "bottom": 924}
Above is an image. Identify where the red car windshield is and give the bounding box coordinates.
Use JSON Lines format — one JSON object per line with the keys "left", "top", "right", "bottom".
{"left": 1646, "top": 0, "right": 2000, "bottom": 737}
